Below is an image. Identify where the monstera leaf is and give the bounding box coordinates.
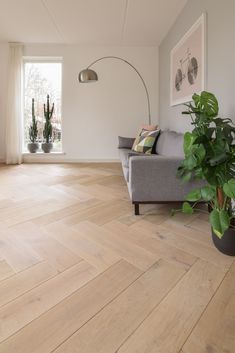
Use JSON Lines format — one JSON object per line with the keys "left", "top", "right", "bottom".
{"left": 200, "top": 185, "right": 216, "bottom": 201}
{"left": 183, "top": 132, "right": 196, "bottom": 156}
{"left": 223, "top": 179, "right": 235, "bottom": 198}
{"left": 182, "top": 202, "right": 194, "bottom": 214}
{"left": 183, "top": 141, "right": 206, "bottom": 171}
{"left": 192, "top": 91, "right": 219, "bottom": 118}
{"left": 185, "top": 185, "right": 215, "bottom": 202}
{"left": 209, "top": 209, "right": 230, "bottom": 238}
{"left": 185, "top": 189, "right": 201, "bottom": 202}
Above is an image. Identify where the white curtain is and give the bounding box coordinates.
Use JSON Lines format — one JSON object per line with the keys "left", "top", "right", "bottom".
{"left": 5, "top": 43, "right": 23, "bottom": 165}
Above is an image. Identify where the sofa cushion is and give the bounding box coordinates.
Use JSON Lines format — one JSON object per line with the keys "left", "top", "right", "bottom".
{"left": 156, "top": 130, "right": 184, "bottom": 157}
{"left": 132, "top": 128, "right": 160, "bottom": 154}
{"left": 141, "top": 124, "right": 158, "bottom": 131}
{"left": 119, "top": 149, "right": 144, "bottom": 168}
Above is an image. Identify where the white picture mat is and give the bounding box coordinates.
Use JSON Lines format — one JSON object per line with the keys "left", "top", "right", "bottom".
{"left": 170, "top": 13, "right": 206, "bottom": 106}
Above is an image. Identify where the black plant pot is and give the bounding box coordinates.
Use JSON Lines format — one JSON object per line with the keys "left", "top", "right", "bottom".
{"left": 41, "top": 143, "right": 53, "bottom": 153}
{"left": 212, "top": 227, "right": 235, "bottom": 256}
{"left": 27, "top": 142, "right": 39, "bottom": 153}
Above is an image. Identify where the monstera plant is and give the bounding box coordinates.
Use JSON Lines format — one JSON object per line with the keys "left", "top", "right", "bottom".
{"left": 176, "top": 91, "right": 235, "bottom": 255}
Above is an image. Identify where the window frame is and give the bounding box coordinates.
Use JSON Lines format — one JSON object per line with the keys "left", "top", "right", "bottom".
{"left": 22, "top": 56, "right": 63, "bottom": 152}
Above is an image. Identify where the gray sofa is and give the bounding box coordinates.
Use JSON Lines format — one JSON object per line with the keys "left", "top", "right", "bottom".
{"left": 118, "top": 130, "right": 203, "bottom": 215}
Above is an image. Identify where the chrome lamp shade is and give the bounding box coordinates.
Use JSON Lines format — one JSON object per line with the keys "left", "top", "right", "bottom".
{"left": 78, "top": 69, "right": 98, "bottom": 83}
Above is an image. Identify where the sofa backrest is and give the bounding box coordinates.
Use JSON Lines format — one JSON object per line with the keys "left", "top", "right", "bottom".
{"left": 155, "top": 130, "right": 184, "bottom": 157}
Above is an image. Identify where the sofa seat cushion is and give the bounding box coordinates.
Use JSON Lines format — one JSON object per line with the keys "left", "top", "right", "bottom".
{"left": 119, "top": 149, "right": 144, "bottom": 168}
{"left": 156, "top": 130, "right": 184, "bottom": 157}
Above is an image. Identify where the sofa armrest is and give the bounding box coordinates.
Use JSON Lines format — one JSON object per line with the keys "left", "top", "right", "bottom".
{"left": 128, "top": 155, "right": 200, "bottom": 202}
{"left": 118, "top": 136, "right": 135, "bottom": 149}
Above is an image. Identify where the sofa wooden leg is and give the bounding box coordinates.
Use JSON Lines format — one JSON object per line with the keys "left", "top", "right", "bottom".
{"left": 134, "top": 203, "right": 140, "bottom": 215}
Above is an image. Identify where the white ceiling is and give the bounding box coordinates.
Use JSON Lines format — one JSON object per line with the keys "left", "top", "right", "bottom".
{"left": 0, "top": 0, "right": 187, "bottom": 45}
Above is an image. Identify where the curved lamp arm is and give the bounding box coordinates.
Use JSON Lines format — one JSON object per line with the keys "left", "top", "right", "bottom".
{"left": 81, "top": 56, "right": 151, "bottom": 125}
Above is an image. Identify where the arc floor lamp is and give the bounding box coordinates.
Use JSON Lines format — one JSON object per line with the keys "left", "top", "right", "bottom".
{"left": 78, "top": 56, "right": 151, "bottom": 125}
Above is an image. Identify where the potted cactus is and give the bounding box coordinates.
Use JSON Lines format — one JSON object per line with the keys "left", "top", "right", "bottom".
{"left": 42, "top": 94, "right": 54, "bottom": 153}
{"left": 27, "top": 98, "right": 39, "bottom": 153}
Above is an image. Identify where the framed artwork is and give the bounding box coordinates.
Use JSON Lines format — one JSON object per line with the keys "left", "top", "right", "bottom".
{"left": 170, "top": 13, "right": 206, "bottom": 106}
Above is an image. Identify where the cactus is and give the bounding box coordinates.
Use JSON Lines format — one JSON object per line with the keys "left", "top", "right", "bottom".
{"left": 29, "top": 98, "right": 38, "bottom": 143}
{"left": 43, "top": 94, "right": 54, "bottom": 143}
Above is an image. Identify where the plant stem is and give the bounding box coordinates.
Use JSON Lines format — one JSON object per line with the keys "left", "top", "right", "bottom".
{"left": 217, "top": 187, "right": 224, "bottom": 209}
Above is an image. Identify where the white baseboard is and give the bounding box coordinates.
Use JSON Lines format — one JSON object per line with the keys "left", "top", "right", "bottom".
{"left": 0, "top": 153, "right": 120, "bottom": 164}
{"left": 23, "top": 153, "right": 120, "bottom": 164}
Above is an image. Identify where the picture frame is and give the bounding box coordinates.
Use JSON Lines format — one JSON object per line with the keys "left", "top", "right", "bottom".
{"left": 170, "top": 13, "right": 206, "bottom": 106}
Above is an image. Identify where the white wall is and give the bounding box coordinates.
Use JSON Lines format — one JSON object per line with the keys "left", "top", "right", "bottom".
{"left": 0, "top": 44, "right": 159, "bottom": 162}
{"left": 159, "top": 0, "right": 235, "bottom": 133}
{"left": 0, "top": 43, "right": 9, "bottom": 161}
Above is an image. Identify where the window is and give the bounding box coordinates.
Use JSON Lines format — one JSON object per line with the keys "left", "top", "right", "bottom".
{"left": 23, "top": 59, "right": 62, "bottom": 152}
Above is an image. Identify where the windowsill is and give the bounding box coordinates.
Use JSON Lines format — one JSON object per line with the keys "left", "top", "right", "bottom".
{"left": 23, "top": 152, "right": 66, "bottom": 155}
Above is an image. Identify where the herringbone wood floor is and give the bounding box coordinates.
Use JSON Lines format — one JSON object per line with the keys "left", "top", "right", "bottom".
{"left": 0, "top": 163, "right": 234, "bottom": 353}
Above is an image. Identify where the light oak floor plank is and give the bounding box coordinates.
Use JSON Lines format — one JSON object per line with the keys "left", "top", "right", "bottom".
{"left": 0, "top": 261, "right": 140, "bottom": 353}
{"left": 0, "top": 163, "right": 233, "bottom": 353}
{"left": 117, "top": 259, "right": 226, "bottom": 353}
{"left": 0, "top": 261, "right": 58, "bottom": 307}
{"left": 160, "top": 218, "right": 214, "bottom": 248}
{"left": 155, "top": 224, "right": 233, "bottom": 270}
{"left": 0, "top": 261, "right": 15, "bottom": 282}
{"left": 0, "top": 231, "right": 42, "bottom": 272}
{"left": 31, "top": 198, "right": 102, "bottom": 226}
{"left": 44, "top": 221, "right": 120, "bottom": 271}
{"left": 186, "top": 217, "right": 211, "bottom": 234}
{"left": 104, "top": 220, "right": 197, "bottom": 271}
{"left": 0, "top": 260, "right": 98, "bottom": 342}
{"left": 182, "top": 262, "right": 235, "bottom": 353}
{"left": 73, "top": 221, "right": 158, "bottom": 270}
{"left": 54, "top": 260, "right": 185, "bottom": 353}
{"left": 11, "top": 222, "right": 82, "bottom": 272}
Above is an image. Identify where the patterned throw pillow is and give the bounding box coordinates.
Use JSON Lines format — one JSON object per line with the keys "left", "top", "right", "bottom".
{"left": 132, "top": 128, "right": 160, "bottom": 154}
{"left": 141, "top": 124, "right": 158, "bottom": 131}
